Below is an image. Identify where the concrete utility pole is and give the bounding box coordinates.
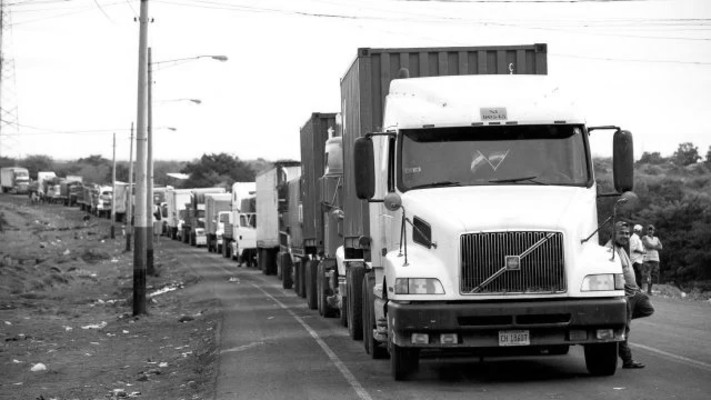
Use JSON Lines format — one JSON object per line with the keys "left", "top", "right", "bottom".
{"left": 111, "top": 132, "right": 117, "bottom": 239}
{"left": 133, "top": 0, "right": 150, "bottom": 316}
{"left": 126, "top": 123, "right": 134, "bottom": 252}
{"left": 147, "top": 47, "right": 154, "bottom": 276}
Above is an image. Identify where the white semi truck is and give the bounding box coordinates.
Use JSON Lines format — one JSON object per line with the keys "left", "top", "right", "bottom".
{"left": 339, "top": 45, "right": 633, "bottom": 380}
{"left": 222, "top": 182, "right": 257, "bottom": 266}
{"left": 1, "top": 167, "right": 30, "bottom": 194}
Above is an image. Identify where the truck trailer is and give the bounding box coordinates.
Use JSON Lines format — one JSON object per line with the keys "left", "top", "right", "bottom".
{"left": 1, "top": 167, "right": 30, "bottom": 194}
{"left": 183, "top": 188, "right": 226, "bottom": 246}
{"left": 204, "top": 193, "right": 232, "bottom": 253}
{"left": 256, "top": 161, "right": 300, "bottom": 275}
{"left": 165, "top": 188, "right": 192, "bottom": 240}
{"left": 342, "top": 44, "right": 633, "bottom": 379}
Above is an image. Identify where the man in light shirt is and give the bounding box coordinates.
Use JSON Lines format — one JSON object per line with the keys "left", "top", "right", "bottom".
{"left": 643, "top": 225, "right": 663, "bottom": 295}
{"left": 630, "top": 224, "right": 646, "bottom": 291}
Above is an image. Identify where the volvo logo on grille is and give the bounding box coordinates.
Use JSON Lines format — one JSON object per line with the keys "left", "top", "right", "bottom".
{"left": 505, "top": 255, "right": 521, "bottom": 271}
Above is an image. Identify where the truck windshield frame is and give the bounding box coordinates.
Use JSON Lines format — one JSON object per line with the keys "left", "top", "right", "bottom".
{"left": 397, "top": 124, "right": 593, "bottom": 192}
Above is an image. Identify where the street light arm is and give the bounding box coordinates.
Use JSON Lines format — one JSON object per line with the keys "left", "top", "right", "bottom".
{"left": 152, "top": 55, "right": 228, "bottom": 67}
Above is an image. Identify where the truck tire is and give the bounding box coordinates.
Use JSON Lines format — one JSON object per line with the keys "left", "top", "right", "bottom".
{"left": 318, "top": 261, "right": 337, "bottom": 318}
{"left": 347, "top": 264, "right": 365, "bottom": 341}
{"left": 390, "top": 343, "right": 419, "bottom": 381}
{"left": 293, "top": 260, "right": 302, "bottom": 296}
{"left": 281, "top": 253, "right": 293, "bottom": 290}
{"left": 276, "top": 252, "right": 283, "bottom": 280}
{"left": 305, "top": 260, "right": 318, "bottom": 310}
{"left": 340, "top": 292, "right": 348, "bottom": 328}
{"left": 585, "top": 343, "right": 618, "bottom": 376}
{"left": 363, "top": 272, "right": 388, "bottom": 359}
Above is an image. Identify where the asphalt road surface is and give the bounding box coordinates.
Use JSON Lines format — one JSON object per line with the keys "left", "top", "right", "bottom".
{"left": 168, "top": 239, "right": 711, "bottom": 400}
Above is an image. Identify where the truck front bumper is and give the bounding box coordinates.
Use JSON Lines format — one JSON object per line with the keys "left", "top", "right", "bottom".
{"left": 388, "top": 298, "right": 626, "bottom": 349}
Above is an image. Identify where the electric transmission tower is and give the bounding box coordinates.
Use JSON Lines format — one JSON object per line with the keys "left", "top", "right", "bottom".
{"left": 0, "top": 0, "right": 20, "bottom": 159}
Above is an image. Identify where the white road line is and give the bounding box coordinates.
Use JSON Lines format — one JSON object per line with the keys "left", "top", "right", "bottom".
{"left": 630, "top": 343, "right": 711, "bottom": 371}
{"left": 252, "top": 283, "right": 374, "bottom": 400}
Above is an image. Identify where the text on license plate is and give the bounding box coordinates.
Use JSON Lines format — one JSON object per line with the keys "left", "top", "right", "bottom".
{"left": 498, "top": 330, "right": 530, "bottom": 347}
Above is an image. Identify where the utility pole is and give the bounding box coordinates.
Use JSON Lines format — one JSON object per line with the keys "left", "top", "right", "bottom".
{"left": 147, "top": 46, "right": 154, "bottom": 276}
{"left": 111, "top": 133, "right": 116, "bottom": 239}
{"left": 127, "top": 123, "right": 134, "bottom": 251}
{"left": 133, "top": 0, "right": 150, "bottom": 316}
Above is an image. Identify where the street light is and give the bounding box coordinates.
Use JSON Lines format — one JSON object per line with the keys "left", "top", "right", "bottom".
{"left": 146, "top": 48, "right": 226, "bottom": 275}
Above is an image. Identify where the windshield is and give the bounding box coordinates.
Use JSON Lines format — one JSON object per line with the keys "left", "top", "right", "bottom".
{"left": 398, "top": 125, "right": 590, "bottom": 191}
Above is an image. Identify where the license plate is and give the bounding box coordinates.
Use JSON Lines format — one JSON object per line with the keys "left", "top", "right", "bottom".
{"left": 498, "top": 330, "right": 530, "bottom": 347}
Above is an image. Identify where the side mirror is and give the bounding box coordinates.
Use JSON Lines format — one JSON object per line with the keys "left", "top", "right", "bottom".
{"left": 613, "top": 130, "right": 634, "bottom": 192}
{"left": 354, "top": 137, "right": 375, "bottom": 199}
{"left": 615, "top": 191, "right": 639, "bottom": 218}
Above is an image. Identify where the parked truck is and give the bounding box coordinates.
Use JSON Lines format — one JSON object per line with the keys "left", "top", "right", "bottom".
{"left": 278, "top": 114, "right": 340, "bottom": 314}
{"left": 336, "top": 44, "right": 634, "bottom": 379}
{"left": 204, "top": 193, "right": 232, "bottom": 253}
{"left": 256, "top": 161, "right": 300, "bottom": 275}
{"left": 222, "top": 182, "right": 257, "bottom": 266}
{"left": 112, "top": 182, "right": 133, "bottom": 223}
{"left": 60, "top": 176, "right": 83, "bottom": 206}
{"left": 165, "top": 188, "right": 192, "bottom": 240}
{"left": 183, "top": 188, "right": 226, "bottom": 246}
{"left": 1, "top": 167, "right": 30, "bottom": 194}
{"left": 91, "top": 185, "right": 113, "bottom": 218}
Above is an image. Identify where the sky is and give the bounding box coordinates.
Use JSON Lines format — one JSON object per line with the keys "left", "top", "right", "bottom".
{"left": 3, "top": 0, "right": 711, "bottom": 162}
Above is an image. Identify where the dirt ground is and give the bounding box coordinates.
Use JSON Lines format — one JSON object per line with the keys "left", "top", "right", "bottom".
{"left": 0, "top": 194, "right": 218, "bottom": 400}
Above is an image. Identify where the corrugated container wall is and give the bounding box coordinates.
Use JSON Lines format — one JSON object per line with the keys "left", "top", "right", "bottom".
{"left": 340, "top": 44, "right": 548, "bottom": 252}
{"left": 284, "top": 178, "right": 303, "bottom": 255}
{"left": 300, "top": 113, "right": 337, "bottom": 253}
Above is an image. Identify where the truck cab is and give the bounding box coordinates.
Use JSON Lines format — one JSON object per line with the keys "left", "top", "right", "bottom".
{"left": 354, "top": 74, "right": 634, "bottom": 379}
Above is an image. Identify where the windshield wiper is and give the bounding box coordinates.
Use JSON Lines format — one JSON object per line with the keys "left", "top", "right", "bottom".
{"left": 488, "top": 176, "right": 547, "bottom": 185}
{"left": 409, "top": 181, "right": 462, "bottom": 190}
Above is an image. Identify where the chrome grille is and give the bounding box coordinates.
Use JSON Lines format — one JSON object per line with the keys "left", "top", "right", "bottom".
{"left": 460, "top": 231, "right": 566, "bottom": 294}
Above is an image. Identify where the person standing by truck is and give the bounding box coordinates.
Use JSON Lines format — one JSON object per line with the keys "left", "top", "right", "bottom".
{"left": 642, "top": 224, "right": 663, "bottom": 295}
{"left": 607, "top": 221, "right": 655, "bottom": 369}
{"left": 630, "top": 224, "right": 646, "bottom": 288}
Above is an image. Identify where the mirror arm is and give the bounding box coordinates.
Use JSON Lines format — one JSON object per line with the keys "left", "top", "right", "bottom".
{"left": 397, "top": 207, "right": 409, "bottom": 266}
{"left": 365, "top": 131, "right": 397, "bottom": 139}
{"left": 587, "top": 125, "right": 621, "bottom": 133}
{"left": 597, "top": 192, "right": 625, "bottom": 198}
{"left": 581, "top": 216, "right": 612, "bottom": 244}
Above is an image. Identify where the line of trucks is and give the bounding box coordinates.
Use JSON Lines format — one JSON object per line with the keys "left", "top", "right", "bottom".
{"left": 224, "top": 43, "right": 636, "bottom": 381}
{"left": 5, "top": 43, "right": 637, "bottom": 381}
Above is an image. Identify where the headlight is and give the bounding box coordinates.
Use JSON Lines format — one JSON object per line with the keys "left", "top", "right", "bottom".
{"left": 581, "top": 274, "right": 624, "bottom": 291}
{"left": 394, "top": 278, "right": 445, "bottom": 294}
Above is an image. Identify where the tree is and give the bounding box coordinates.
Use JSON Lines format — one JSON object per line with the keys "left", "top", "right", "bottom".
{"left": 77, "top": 154, "right": 110, "bottom": 167}
{"left": 180, "top": 153, "right": 256, "bottom": 188}
{"left": 672, "top": 142, "right": 701, "bottom": 167}
{"left": 706, "top": 145, "right": 711, "bottom": 165}
{"left": 637, "top": 151, "right": 666, "bottom": 165}
{"left": 21, "top": 154, "right": 54, "bottom": 179}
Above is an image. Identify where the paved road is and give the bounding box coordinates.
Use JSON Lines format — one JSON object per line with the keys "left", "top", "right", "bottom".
{"left": 168, "top": 239, "right": 711, "bottom": 400}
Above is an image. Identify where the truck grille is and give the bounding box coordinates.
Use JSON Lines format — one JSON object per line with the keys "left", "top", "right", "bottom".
{"left": 460, "top": 231, "right": 566, "bottom": 294}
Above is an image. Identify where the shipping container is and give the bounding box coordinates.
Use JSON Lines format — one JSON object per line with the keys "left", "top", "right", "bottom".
{"left": 340, "top": 44, "right": 548, "bottom": 256}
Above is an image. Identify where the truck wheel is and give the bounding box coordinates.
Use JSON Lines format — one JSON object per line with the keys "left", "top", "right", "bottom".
{"left": 363, "top": 272, "right": 388, "bottom": 359}
{"left": 305, "top": 260, "right": 318, "bottom": 310}
{"left": 293, "top": 260, "right": 302, "bottom": 295}
{"left": 340, "top": 293, "right": 348, "bottom": 328}
{"left": 276, "top": 252, "right": 283, "bottom": 280}
{"left": 347, "top": 264, "right": 365, "bottom": 341}
{"left": 584, "top": 342, "right": 618, "bottom": 376}
{"left": 318, "top": 261, "right": 337, "bottom": 318}
{"left": 390, "top": 342, "right": 419, "bottom": 381}
{"left": 281, "top": 253, "right": 293, "bottom": 290}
